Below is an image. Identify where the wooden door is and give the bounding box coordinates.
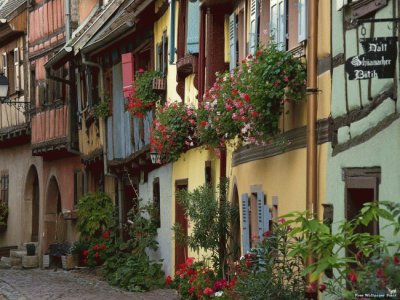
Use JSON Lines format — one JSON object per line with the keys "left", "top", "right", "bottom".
{"left": 175, "top": 180, "right": 188, "bottom": 270}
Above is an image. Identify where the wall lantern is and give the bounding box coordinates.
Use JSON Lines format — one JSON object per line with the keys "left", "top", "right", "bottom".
{"left": 0, "top": 73, "right": 30, "bottom": 111}
{"left": 150, "top": 150, "right": 161, "bottom": 164}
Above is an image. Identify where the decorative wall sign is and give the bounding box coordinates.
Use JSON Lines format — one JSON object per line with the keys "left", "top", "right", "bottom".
{"left": 345, "top": 37, "right": 397, "bottom": 80}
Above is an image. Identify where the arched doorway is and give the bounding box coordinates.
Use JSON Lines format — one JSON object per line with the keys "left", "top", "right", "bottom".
{"left": 24, "top": 166, "right": 40, "bottom": 242}
{"left": 43, "top": 176, "right": 65, "bottom": 251}
{"left": 230, "top": 184, "right": 241, "bottom": 260}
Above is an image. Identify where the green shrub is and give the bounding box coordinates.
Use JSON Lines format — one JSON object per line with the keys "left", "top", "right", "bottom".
{"left": 77, "top": 192, "right": 115, "bottom": 239}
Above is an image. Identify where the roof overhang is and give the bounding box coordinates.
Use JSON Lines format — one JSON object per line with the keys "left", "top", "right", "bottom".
{"left": 44, "top": 46, "right": 73, "bottom": 70}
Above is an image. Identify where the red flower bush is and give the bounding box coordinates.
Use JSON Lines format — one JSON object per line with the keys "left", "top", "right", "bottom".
{"left": 150, "top": 102, "right": 197, "bottom": 163}
{"left": 127, "top": 70, "right": 162, "bottom": 117}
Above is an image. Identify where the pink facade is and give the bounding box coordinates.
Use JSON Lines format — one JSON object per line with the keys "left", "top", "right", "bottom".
{"left": 31, "top": 105, "right": 68, "bottom": 144}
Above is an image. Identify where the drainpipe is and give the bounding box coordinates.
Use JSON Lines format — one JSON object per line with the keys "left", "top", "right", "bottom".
{"left": 306, "top": 0, "right": 318, "bottom": 287}
{"left": 169, "top": 0, "right": 176, "bottom": 64}
{"left": 65, "top": 0, "right": 71, "bottom": 42}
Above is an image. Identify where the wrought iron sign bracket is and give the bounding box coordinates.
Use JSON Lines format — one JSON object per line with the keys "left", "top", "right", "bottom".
{"left": 0, "top": 97, "right": 31, "bottom": 113}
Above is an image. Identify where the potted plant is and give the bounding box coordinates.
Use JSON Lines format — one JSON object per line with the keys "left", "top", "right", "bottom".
{"left": 150, "top": 102, "right": 197, "bottom": 163}
{"left": 26, "top": 243, "right": 36, "bottom": 256}
{"left": 0, "top": 201, "right": 8, "bottom": 232}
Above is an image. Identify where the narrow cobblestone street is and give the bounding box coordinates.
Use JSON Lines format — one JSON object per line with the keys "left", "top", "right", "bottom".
{"left": 0, "top": 269, "right": 178, "bottom": 300}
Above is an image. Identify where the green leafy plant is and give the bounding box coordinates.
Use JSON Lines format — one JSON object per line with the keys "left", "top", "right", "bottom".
{"left": 173, "top": 181, "right": 238, "bottom": 277}
{"left": 150, "top": 102, "right": 197, "bottom": 163}
{"left": 101, "top": 201, "right": 165, "bottom": 291}
{"left": 197, "top": 44, "right": 306, "bottom": 148}
{"left": 93, "top": 100, "right": 110, "bottom": 119}
{"left": 284, "top": 201, "right": 400, "bottom": 299}
{"left": 233, "top": 220, "right": 306, "bottom": 300}
{"left": 77, "top": 192, "right": 115, "bottom": 239}
{"left": 127, "top": 69, "right": 163, "bottom": 117}
{"left": 0, "top": 201, "right": 8, "bottom": 227}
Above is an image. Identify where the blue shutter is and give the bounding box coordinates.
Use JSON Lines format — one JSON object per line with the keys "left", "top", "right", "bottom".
{"left": 241, "top": 193, "right": 250, "bottom": 254}
{"left": 256, "top": 192, "right": 264, "bottom": 238}
{"left": 229, "top": 13, "right": 236, "bottom": 70}
{"left": 263, "top": 204, "right": 271, "bottom": 232}
{"left": 298, "top": 0, "right": 307, "bottom": 42}
{"left": 249, "top": 0, "right": 260, "bottom": 55}
{"left": 107, "top": 116, "right": 114, "bottom": 160}
{"left": 186, "top": 0, "right": 200, "bottom": 54}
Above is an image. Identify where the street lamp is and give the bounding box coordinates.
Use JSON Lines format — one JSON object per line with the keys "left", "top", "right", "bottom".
{"left": 0, "top": 73, "right": 30, "bottom": 111}
{"left": 149, "top": 150, "right": 161, "bottom": 164}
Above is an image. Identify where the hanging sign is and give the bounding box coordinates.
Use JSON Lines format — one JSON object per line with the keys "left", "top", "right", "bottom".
{"left": 345, "top": 37, "right": 397, "bottom": 80}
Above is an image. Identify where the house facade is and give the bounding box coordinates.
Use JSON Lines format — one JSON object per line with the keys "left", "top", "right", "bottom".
{"left": 328, "top": 0, "right": 400, "bottom": 240}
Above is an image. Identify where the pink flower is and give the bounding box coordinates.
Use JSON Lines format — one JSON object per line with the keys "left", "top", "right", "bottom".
{"left": 319, "top": 283, "right": 327, "bottom": 293}
{"left": 138, "top": 68, "right": 144, "bottom": 73}
{"left": 262, "top": 230, "right": 270, "bottom": 237}
{"left": 283, "top": 76, "right": 289, "bottom": 82}
{"left": 278, "top": 218, "right": 286, "bottom": 223}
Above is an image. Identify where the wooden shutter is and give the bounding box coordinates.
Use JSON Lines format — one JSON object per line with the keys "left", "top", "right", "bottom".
{"left": 277, "top": 0, "right": 286, "bottom": 50}
{"left": 121, "top": 53, "right": 134, "bottom": 99}
{"left": 156, "top": 43, "right": 161, "bottom": 72}
{"left": 162, "top": 33, "right": 168, "bottom": 75}
{"left": 256, "top": 191, "right": 265, "bottom": 238}
{"left": 229, "top": 13, "right": 237, "bottom": 70}
{"left": 14, "top": 48, "right": 20, "bottom": 91}
{"left": 249, "top": 0, "right": 260, "bottom": 55}
{"left": 2, "top": 53, "right": 7, "bottom": 77}
{"left": 298, "top": 0, "right": 307, "bottom": 43}
{"left": 186, "top": 0, "right": 200, "bottom": 54}
{"left": 241, "top": 193, "right": 250, "bottom": 254}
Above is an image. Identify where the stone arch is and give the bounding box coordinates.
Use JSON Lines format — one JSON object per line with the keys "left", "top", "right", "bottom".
{"left": 23, "top": 165, "right": 40, "bottom": 243}
{"left": 43, "top": 176, "right": 65, "bottom": 251}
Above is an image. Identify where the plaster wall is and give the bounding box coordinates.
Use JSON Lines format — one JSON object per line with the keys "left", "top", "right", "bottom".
{"left": 154, "top": 1, "right": 182, "bottom": 103}
{"left": 0, "top": 144, "right": 42, "bottom": 248}
{"left": 326, "top": 119, "right": 400, "bottom": 241}
{"left": 139, "top": 163, "right": 173, "bottom": 276}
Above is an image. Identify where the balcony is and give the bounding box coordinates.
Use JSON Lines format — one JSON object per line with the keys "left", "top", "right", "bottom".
{"left": 31, "top": 104, "right": 78, "bottom": 159}
{"left": 0, "top": 100, "right": 31, "bottom": 149}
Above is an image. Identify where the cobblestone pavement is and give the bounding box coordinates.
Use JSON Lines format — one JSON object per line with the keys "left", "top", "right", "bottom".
{"left": 0, "top": 268, "right": 179, "bottom": 300}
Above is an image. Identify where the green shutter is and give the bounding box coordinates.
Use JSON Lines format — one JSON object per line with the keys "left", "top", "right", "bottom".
{"left": 229, "top": 13, "right": 236, "bottom": 70}
{"left": 241, "top": 193, "right": 250, "bottom": 254}
{"left": 186, "top": 0, "right": 200, "bottom": 54}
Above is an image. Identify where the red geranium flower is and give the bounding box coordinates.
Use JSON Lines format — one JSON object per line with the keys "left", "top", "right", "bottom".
{"left": 93, "top": 244, "right": 98, "bottom": 251}
{"left": 138, "top": 68, "right": 144, "bottom": 73}
{"left": 94, "top": 252, "right": 99, "bottom": 258}
{"left": 165, "top": 275, "right": 172, "bottom": 285}
{"left": 319, "top": 283, "right": 327, "bottom": 293}
{"left": 348, "top": 270, "right": 357, "bottom": 284}
{"left": 262, "top": 230, "right": 270, "bottom": 237}
{"left": 394, "top": 256, "right": 400, "bottom": 265}
{"left": 256, "top": 50, "right": 263, "bottom": 56}
{"left": 82, "top": 249, "right": 88, "bottom": 257}
{"left": 203, "top": 287, "right": 214, "bottom": 295}
{"left": 99, "top": 243, "right": 106, "bottom": 250}
{"left": 376, "top": 268, "right": 385, "bottom": 278}
{"left": 102, "top": 231, "right": 110, "bottom": 239}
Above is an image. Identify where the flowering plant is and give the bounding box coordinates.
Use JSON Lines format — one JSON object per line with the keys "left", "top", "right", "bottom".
{"left": 197, "top": 44, "right": 306, "bottom": 148}
{"left": 166, "top": 257, "right": 236, "bottom": 299}
{"left": 232, "top": 219, "right": 306, "bottom": 299}
{"left": 127, "top": 70, "right": 162, "bottom": 117}
{"left": 284, "top": 201, "right": 400, "bottom": 299}
{"left": 150, "top": 102, "right": 197, "bottom": 163}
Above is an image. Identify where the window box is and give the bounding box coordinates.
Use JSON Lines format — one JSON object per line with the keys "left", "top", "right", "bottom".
{"left": 176, "top": 55, "right": 198, "bottom": 77}
{"left": 152, "top": 77, "right": 166, "bottom": 92}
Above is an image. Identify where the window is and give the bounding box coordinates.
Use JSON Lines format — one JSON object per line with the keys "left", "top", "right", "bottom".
{"left": 1, "top": 53, "right": 7, "bottom": 77}
{"left": 298, "top": 0, "right": 307, "bottom": 43}
{"left": 186, "top": 0, "right": 200, "bottom": 54}
{"left": 156, "top": 32, "right": 168, "bottom": 76}
{"left": 270, "top": 0, "right": 287, "bottom": 50}
{"left": 73, "top": 170, "right": 84, "bottom": 207}
{"left": 0, "top": 172, "right": 9, "bottom": 204}
{"left": 153, "top": 178, "right": 160, "bottom": 228}
{"left": 229, "top": 2, "right": 248, "bottom": 70}
{"left": 249, "top": 0, "right": 260, "bottom": 55}
{"left": 241, "top": 191, "right": 271, "bottom": 254}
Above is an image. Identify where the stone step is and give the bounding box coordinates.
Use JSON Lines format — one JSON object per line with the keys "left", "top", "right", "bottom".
{"left": 0, "top": 256, "right": 11, "bottom": 269}
{"left": 10, "top": 250, "right": 26, "bottom": 258}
